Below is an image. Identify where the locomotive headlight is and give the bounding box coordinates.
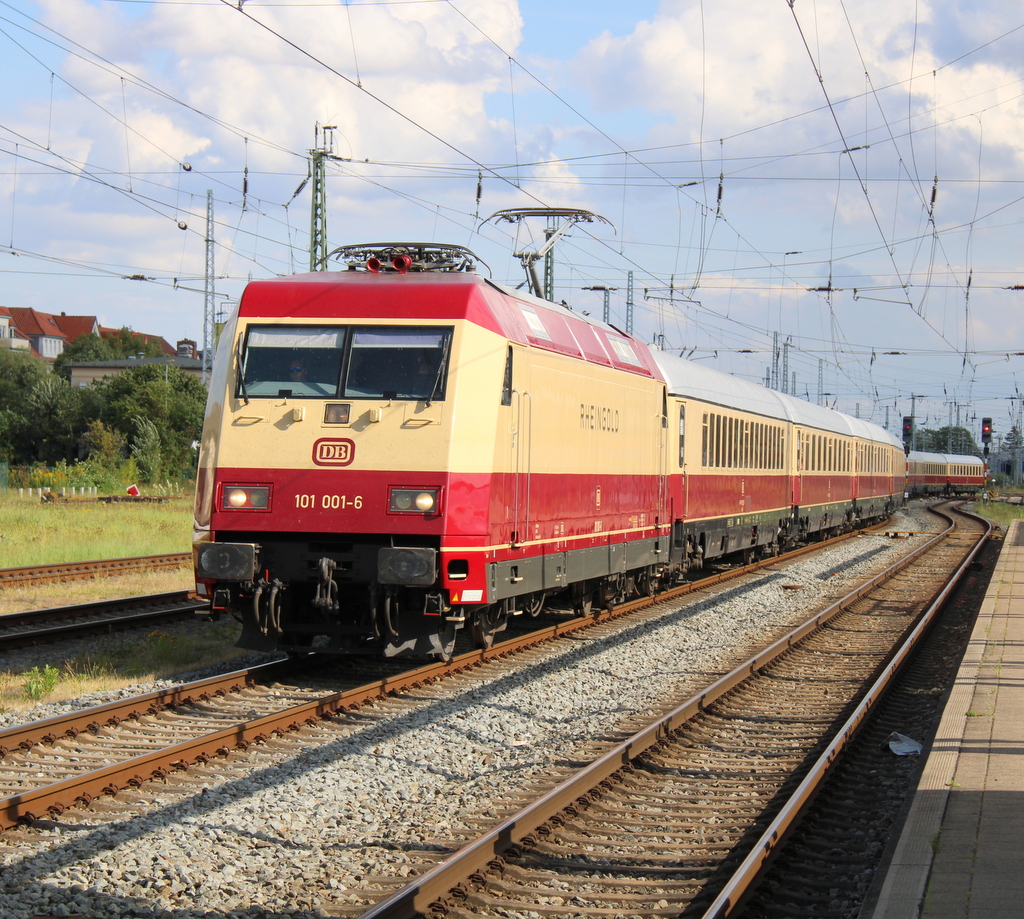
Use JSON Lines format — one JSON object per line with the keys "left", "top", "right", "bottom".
{"left": 222, "top": 485, "right": 271, "bottom": 510}
{"left": 389, "top": 487, "right": 441, "bottom": 515}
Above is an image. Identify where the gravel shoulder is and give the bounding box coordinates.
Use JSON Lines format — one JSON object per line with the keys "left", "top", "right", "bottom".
{"left": 0, "top": 508, "right": 939, "bottom": 919}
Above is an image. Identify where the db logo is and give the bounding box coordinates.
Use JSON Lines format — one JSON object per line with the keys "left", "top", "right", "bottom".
{"left": 312, "top": 438, "right": 355, "bottom": 467}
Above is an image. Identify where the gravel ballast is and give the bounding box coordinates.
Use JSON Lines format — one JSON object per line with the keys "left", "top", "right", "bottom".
{"left": 0, "top": 509, "right": 939, "bottom": 919}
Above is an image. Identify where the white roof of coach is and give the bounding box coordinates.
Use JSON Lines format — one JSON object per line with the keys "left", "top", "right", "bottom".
{"left": 907, "top": 451, "right": 985, "bottom": 467}
{"left": 650, "top": 348, "right": 901, "bottom": 448}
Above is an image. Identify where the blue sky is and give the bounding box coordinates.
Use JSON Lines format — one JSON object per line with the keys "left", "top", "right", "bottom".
{"left": 1, "top": 0, "right": 1023, "bottom": 442}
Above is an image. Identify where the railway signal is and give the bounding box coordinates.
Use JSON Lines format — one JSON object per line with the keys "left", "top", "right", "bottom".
{"left": 902, "top": 416, "right": 914, "bottom": 453}
{"left": 982, "top": 417, "right": 993, "bottom": 455}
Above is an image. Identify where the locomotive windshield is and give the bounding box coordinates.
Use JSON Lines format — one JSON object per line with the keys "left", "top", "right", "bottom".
{"left": 237, "top": 324, "right": 452, "bottom": 401}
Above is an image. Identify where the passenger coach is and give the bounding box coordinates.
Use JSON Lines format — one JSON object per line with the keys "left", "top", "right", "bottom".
{"left": 905, "top": 451, "right": 986, "bottom": 497}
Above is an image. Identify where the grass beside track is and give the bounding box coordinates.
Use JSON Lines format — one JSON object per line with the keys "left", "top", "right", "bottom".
{"left": 0, "top": 617, "right": 248, "bottom": 715}
{"left": 0, "top": 490, "right": 253, "bottom": 714}
{"left": 0, "top": 492, "right": 193, "bottom": 568}
{"left": 973, "top": 496, "right": 1024, "bottom": 529}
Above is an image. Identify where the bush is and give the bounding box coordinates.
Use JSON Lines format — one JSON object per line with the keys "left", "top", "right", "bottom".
{"left": 22, "top": 665, "right": 61, "bottom": 700}
{"left": 8, "top": 457, "right": 141, "bottom": 493}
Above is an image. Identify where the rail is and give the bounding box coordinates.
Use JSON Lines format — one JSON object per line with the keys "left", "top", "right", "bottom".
{"left": 0, "top": 553, "right": 191, "bottom": 589}
{"left": 355, "top": 503, "right": 990, "bottom": 918}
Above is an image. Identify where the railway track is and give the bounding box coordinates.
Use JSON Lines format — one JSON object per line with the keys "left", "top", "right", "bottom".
{"left": 353, "top": 502, "right": 989, "bottom": 918}
{"left": 0, "top": 553, "right": 191, "bottom": 589}
{"left": 0, "top": 592, "right": 207, "bottom": 652}
{"left": 736, "top": 518, "right": 999, "bottom": 919}
{"left": 0, "top": 519, "right": 920, "bottom": 834}
{"left": 0, "top": 503, "right": 981, "bottom": 919}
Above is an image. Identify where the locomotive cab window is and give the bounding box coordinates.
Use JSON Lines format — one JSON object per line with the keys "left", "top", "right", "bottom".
{"left": 344, "top": 327, "right": 451, "bottom": 401}
{"left": 239, "top": 326, "right": 345, "bottom": 398}
{"left": 236, "top": 324, "right": 453, "bottom": 402}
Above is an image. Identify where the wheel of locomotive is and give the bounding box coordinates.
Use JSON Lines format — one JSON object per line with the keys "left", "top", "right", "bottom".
{"left": 522, "top": 592, "right": 545, "bottom": 618}
{"left": 636, "top": 565, "right": 659, "bottom": 597}
{"left": 471, "top": 604, "right": 507, "bottom": 649}
{"left": 433, "top": 620, "right": 458, "bottom": 662}
{"left": 571, "top": 581, "right": 595, "bottom": 617}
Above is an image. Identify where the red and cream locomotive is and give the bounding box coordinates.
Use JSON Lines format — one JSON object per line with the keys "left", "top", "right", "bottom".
{"left": 193, "top": 243, "right": 906, "bottom": 658}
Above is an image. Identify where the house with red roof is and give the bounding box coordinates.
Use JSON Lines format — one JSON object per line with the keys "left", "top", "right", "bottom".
{"left": 6, "top": 307, "right": 67, "bottom": 361}
{"left": 53, "top": 313, "right": 102, "bottom": 342}
{"left": 3, "top": 307, "right": 177, "bottom": 363}
{"left": 0, "top": 306, "right": 32, "bottom": 353}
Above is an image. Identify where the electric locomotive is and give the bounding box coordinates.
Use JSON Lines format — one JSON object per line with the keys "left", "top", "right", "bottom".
{"left": 193, "top": 242, "right": 905, "bottom": 660}
{"left": 194, "top": 243, "right": 672, "bottom": 658}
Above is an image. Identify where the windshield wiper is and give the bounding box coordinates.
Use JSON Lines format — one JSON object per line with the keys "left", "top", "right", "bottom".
{"left": 236, "top": 339, "right": 249, "bottom": 405}
{"left": 426, "top": 334, "right": 451, "bottom": 407}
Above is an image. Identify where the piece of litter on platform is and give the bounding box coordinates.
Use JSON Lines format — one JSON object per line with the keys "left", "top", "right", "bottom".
{"left": 886, "top": 732, "right": 922, "bottom": 756}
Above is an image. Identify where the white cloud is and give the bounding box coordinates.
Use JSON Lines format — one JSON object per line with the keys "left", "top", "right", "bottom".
{"left": 1, "top": 0, "right": 1022, "bottom": 423}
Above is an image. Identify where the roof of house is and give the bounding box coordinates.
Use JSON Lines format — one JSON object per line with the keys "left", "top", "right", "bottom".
{"left": 99, "top": 326, "right": 176, "bottom": 357}
{"left": 6, "top": 306, "right": 68, "bottom": 341}
{"left": 53, "top": 313, "right": 101, "bottom": 342}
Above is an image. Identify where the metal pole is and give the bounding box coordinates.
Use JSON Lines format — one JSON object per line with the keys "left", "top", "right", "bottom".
{"left": 626, "top": 272, "right": 634, "bottom": 335}
{"left": 543, "top": 217, "right": 555, "bottom": 301}
{"left": 203, "top": 189, "right": 215, "bottom": 386}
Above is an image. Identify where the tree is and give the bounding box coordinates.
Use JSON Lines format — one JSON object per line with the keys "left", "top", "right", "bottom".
{"left": 25, "top": 376, "right": 105, "bottom": 464}
{"left": 104, "top": 327, "right": 167, "bottom": 360}
{"left": 53, "top": 333, "right": 116, "bottom": 378}
{"left": 98, "top": 364, "right": 206, "bottom": 480}
{"left": 53, "top": 328, "right": 167, "bottom": 379}
{"left": 130, "top": 415, "right": 162, "bottom": 482}
{"left": 0, "top": 348, "right": 49, "bottom": 462}
{"left": 82, "top": 420, "right": 127, "bottom": 466}
{"left": 914, "top": 426, "right": 982, "bottom": 456}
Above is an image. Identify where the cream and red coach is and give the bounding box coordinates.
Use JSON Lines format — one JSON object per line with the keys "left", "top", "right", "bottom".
{"left": 906, "top": 451, "right": 986, "bottom": 497}
{"left": 193, "top": 243, "right": 905, "bottom": 659}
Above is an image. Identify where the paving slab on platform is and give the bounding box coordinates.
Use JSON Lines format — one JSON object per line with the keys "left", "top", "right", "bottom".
{"left": 865, "top": 519, "right": 1024, "bottom": 919}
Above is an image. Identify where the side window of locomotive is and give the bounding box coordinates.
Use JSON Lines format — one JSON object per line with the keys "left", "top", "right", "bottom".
{"left": 343, "top": 326, "right": 452, "bottom": 401}
{"left": 678, "top": 404, "right": 685, "bottom": 466}
{"left": 238, "top": 326, "right": 344, "bottom": 398}
{"left": 501, "top": 346, "right": 513, "bottom": 406}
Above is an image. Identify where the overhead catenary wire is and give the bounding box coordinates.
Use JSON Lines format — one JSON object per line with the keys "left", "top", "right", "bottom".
{"left": 0, "top": 0, "right": 1020, "bottom": 426}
